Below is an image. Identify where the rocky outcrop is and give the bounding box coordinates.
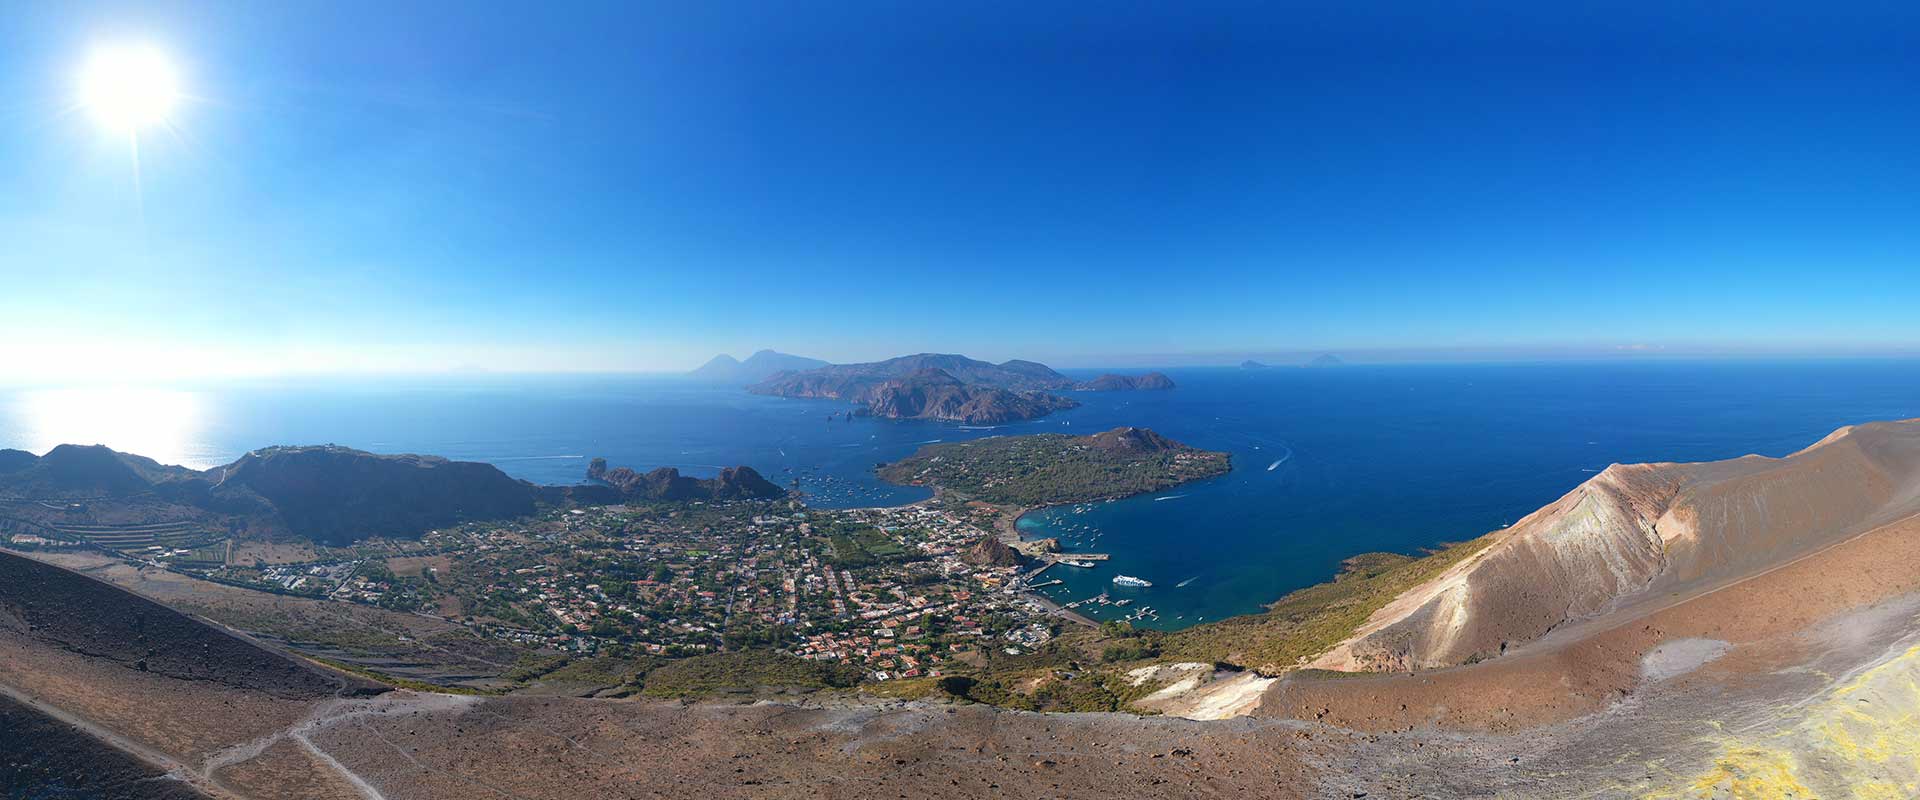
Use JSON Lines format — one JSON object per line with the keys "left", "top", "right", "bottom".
{"left": 587, "top": 460, "right": 785, "bottom": 502}
{"left": 1312, "top": 418, "right": 1920, "bottom": 672}
{"left": 962, "top": 535, "right": 1021, "bottom": 567}
{"left": 1076, "top": 372, "right": 1176, "bottom": 391}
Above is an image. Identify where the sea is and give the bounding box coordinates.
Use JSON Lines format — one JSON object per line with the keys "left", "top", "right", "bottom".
{"left": 4, "top": 360, "right": 1918, "bottom": 630}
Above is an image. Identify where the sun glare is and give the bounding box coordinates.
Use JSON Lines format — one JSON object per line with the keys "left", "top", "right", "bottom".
{"left": 79, "top": 44, "right": 181, "bottom": 131}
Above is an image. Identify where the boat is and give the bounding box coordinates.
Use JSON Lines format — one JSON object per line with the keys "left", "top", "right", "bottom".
{"left": 1113, "top": 599, "right": 1133, "bottom": 607}
{"left": 1111, "top": 575, "right": 1152, "bottom": 588}
{"left": 1060, "top": 559, "right": 1096, "bottom": 568}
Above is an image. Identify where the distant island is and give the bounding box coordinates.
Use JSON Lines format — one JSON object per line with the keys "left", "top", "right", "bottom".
{"left": 689, "top": 349, "right": 829, "bottom": 384}
{"left": 1307, "top": 353, "right": 1344, "bottom": 367}
{"left": 749, "top": 353, "right": 1172, "bottom": 423}
{"left": 1076, "top": 372, "right": 1175, "bottom": 391}
{"left": 1240, "top": 360, "right": 1269, "bottom": 369}
{"left": 876, "top": 426, "right": 1231, "bottom": 506}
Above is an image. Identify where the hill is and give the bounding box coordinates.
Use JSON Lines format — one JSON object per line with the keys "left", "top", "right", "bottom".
{"left": 0, "top": 444, "right": 204, "bottom": 499}
{"left": 0, "top": 443, "right": 785, "bottom": 548}
{"left": 1307, "top": 354, "right": 1344, "bottom": 367}
{"left": 688, "top": 349, "right": 829, "bottom": 383}
{"left": 1240, "top": 360, "right": 1270, "bottom": 369}
{"left": 210, "top": 446, "right": 544, "bottom": 546}
{"left": 876, "top": 426, "right": 1230, "bottom": 506}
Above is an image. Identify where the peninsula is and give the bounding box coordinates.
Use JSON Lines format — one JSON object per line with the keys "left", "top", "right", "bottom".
{"left": 876, "top": 426, "right": 1230, "bottom": 506}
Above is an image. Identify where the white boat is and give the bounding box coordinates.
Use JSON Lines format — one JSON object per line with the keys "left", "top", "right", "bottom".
{"left": 1060, "top": 559, "right": 1096, "bottom": 568}
{"left": 1112, "top": 575, "right": 1152, "bottom": 588}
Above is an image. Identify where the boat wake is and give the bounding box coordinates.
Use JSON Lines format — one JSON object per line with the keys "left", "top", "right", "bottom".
{"left": 1175, "top": 576, "right": 1199, "bottom": 588}
{"left": 917, "top": 439, "right": 943, "bottom": 444}
{"left": 1154, "top": 494, "right": 1186, "bottom": 502}
{"left": 1265, "top": 444, "right": 1294, "bottom": 471}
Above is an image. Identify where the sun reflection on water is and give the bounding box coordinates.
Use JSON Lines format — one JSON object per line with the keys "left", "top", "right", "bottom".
{"left": 6, "top": 387, "right": 211, "bottom": 468}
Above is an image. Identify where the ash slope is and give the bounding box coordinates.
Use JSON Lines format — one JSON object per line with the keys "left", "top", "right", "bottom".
{"left": 1314, "top": 417, "right": 1920, "bottom": 671}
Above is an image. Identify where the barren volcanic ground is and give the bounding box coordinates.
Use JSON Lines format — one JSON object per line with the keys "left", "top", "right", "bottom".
{"left": 10, "top": 420, "right": 1920, "bottom": 798}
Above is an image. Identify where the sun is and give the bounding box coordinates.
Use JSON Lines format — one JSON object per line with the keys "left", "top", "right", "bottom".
{"left": 79, "top": 44, "right": 181, "bottom": 131}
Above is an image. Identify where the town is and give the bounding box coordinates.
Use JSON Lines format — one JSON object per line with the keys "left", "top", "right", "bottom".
{"left": 146, "top": 497, "right": 1065, "bottom": 681}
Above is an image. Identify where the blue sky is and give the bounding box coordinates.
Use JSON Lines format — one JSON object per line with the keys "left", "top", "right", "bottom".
{"left": 2, "top": 1, "right": 1917, "bottom": 377}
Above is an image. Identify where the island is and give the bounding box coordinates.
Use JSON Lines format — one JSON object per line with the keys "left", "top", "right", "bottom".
{"left": 749, "top": 353, "right": 1173, "bottom": 423}
{"left": 875, "top": 426, "right": 1230, "bottom": 506}
{"left": 1075, "top": 371, "right": 1176, "bottom": 391}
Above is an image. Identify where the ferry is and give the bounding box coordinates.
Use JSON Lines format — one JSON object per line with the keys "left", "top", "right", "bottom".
{"left": 1059, "top": 559, "right": 1096, "bottom": 568}
{"left": 1111, "top": 575, "right": 1152, "bottom": 588}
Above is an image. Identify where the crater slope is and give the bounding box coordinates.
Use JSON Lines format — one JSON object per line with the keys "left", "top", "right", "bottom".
{"left": 1314, "top": 418, "right": 1920, "bottom": 671}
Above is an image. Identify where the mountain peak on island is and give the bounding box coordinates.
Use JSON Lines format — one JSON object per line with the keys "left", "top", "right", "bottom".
{"left": 1240, "top": 359, "right": 1270, "bottom": 369}
{"left": 1086, "top": 426, "right": 1183, "bottom": 453}
{"left": 688, "top": 350, "right": 828, "bottom": 384}
{"left": 1307, "top": 353, "right": 1345, "bottom": 367}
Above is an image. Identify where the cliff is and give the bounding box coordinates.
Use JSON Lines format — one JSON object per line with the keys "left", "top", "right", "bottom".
{"left": 866, "top": 368, "right": 1079, "bottom": 424}
{"left": 1311, "top": 418, "right": 1920, "bottom": 671}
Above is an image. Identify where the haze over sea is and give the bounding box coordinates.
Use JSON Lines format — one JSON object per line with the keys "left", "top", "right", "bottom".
{"left": 5, "top": 360, "right": 1917, "bottom": 629}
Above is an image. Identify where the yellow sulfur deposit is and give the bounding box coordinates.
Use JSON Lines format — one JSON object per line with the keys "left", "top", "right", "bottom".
{"left": 1644, "top": 644, "right": 1920, "bottom": 799}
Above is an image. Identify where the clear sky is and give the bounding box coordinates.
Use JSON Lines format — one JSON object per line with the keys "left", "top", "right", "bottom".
{"left": 2, "top": 1, "right": 1917, "bottom": 379}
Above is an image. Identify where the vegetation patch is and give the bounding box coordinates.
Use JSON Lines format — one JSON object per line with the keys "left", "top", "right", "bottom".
{"left": 1156, "top": 535, "right": 1499, "bottom": 672}
{"left": 638, "top": 650, "right": 864, "bottom": 697}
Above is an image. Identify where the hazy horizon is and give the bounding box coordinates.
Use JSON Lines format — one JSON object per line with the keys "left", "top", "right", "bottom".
{"left": 6, "top": 2, "right": 1918, "bottom": 380}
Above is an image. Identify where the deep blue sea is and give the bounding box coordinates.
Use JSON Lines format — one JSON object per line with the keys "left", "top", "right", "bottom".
{"left": 4, "top": 360, "right": 1918, "bottom": 629}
